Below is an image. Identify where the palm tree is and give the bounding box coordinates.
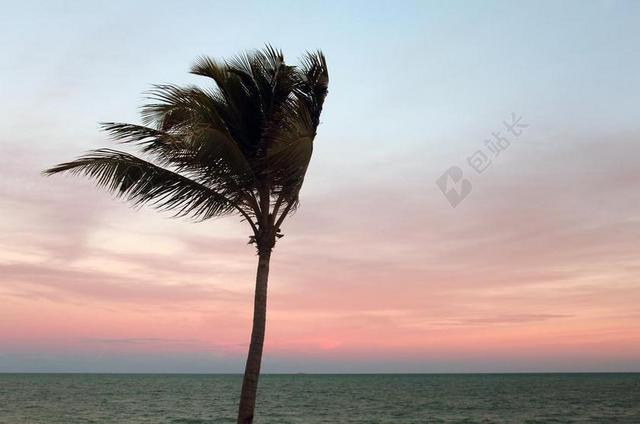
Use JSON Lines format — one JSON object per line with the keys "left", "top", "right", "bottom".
{"left": 44, "top": 46, "right": 328, "bottom": 423}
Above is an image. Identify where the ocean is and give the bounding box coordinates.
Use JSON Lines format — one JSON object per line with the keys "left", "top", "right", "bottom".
{"left": 0, "top": 373, "right": 638, "bottom": 423}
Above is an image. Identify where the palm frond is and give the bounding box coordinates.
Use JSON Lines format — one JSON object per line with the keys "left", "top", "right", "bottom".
{"left": 45, "top": 46, "right": 328, "bottom": 243}
{"left": 43, "top": 149, "right": 250, "bottom": 223}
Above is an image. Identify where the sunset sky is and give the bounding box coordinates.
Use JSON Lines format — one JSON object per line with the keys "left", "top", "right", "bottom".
{"left": 1, "top": 0, "right": 639, "bottom": 372}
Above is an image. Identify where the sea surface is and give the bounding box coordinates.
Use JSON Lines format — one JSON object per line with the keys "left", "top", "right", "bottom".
{"left": 0, "top": 373, "right": 638, "bottom": 423}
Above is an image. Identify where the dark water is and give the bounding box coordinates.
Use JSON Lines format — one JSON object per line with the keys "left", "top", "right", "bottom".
{"left": 0, "top": 373, "right": 639, "bottom": 423}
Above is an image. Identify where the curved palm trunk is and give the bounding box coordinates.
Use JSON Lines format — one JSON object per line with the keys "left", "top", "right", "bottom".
{"left": 237, "top": 249, "right": 271, "bottom": 424}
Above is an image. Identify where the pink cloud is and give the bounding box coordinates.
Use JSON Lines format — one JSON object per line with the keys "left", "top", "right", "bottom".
{"left": 1, "top": 132, "right": 640, "bottom": 371}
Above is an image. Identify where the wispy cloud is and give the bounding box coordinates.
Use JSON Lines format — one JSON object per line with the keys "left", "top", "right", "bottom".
{"left": 81, "top": 337, "right": 201, "bottom": 345}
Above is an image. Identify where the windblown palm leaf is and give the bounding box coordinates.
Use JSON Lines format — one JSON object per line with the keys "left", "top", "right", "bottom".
{"left": 45, "top": 46, "right": 328, "bottom": 243}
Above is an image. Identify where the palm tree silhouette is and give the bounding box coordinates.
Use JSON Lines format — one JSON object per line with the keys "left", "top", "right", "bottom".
{"left": 44, "top": 46, "right": 328, "bottom": 424}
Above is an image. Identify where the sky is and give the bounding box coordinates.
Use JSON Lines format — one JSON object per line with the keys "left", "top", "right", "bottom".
{"left": 1, "top": 0, "right": 639, "bottom": 373}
